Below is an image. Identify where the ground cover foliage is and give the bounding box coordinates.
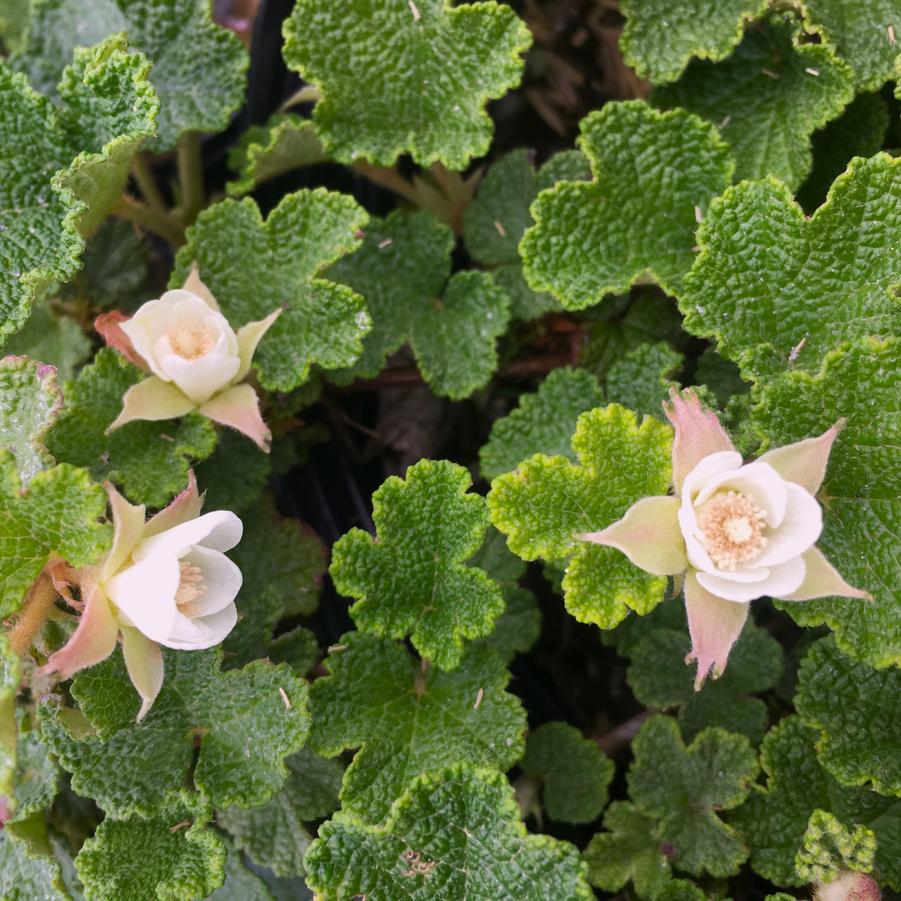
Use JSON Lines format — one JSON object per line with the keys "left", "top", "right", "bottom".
{"left": 0, "top": 0, "right": 898, "bottom": 898}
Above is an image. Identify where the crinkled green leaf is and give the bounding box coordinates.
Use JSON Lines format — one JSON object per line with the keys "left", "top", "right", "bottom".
{"left": 488, "top": 404, "right": 672, "bottom": 629}
{"left": 17, "top": 0, "right": 247, "bottom": 151}
{"left": 606, "top": 342, "right": 682, "bottom": 420}
{"left": 751, "top": 338, "right": 900, "bottom": 667}
{"left": 227, "top": 114, "right": 326, "bottom": 197}
{"left": 217, "top": 747, "right": 342, "bottom": 878}
{"left": 304, "top": 764, "right": 592, "bottom": 901}
{"left": 681, "top": 158, "right": 900, "bottom": 381}
{"left": 522, "top": 722, "right": 613, "bottom": 824}
{"left": 12, "top": 726, "right": 59, "bottom": 823}
{"left": 43, "top": 646, "right": 310, "bottom": 816}
{"left": 693, "top": 346, "right": 749, "bottom": 408}
{"left": 795, "top": 809, "right": 876, "bottom": 883}
{"left": 0, "top": 0, "right": 29, "bottom": 53}
{"left": 75, "top": 797, "right": 226, "bottom": 901}
{"left": 0, "top": 355, "right": 62, "bottom": 483}
{"left": 0, "top": 35, "right": 157, "bottom": 344}
{"left": 332, "top": 460, "right": 505, "bottom": 669}
{"left": 0, "top": 458, "right": 110, "bottom": 618}
{"left": 656, "top": 14, "right": 855, "bottom": 190}
{"left": 520, "top": 100, "right": 733, "bottom": 310}
{"left": 0, "top": 830, "right": 71, "bottom": 901}
{"left": 195, "top": 430, "right": 271, "bottom": 516}
{"left": 209, "top": 847, "right": 276, "bottom": 901}
{"left": 282, "top": 0, "right": 531, "bottom": 169}
{"left": 796, "top": 637, "right": 901, "bottom": 798}
{"left": 330, "top": 210, "right": 510, "bottom": 397}
{"left": 467, "top": 524, "right": 526, "bottom": 590}
{"left": 310, "top": 632, "right": 526, "bottom": 824}
{"left": 3, "top": 305, "right": 91, "bottom": 383}
{"left": 629, "top": 716, "right": 758, "bottom": 877}
{"left": 478, "top": 587, "right": 541, "bottom": 663}
{"left": 803, "top": 0, "right": 901, "bottom": 90}
{"left": 0, "top": 635, "right": 18, "bottom": 817}
{"left": 730, "top": 715, "right": 901, "bottom": 890}
{"left": 798, "top": 92, "right": 890, "bottom": 212}
{"left": 173, "top": 190, "right": 369, "bottom": 392}
{"left": 619, "top": 0, "right": 767, "bottom": 83}
{"left": 45, "top": 348, "right": 217, "bottom": 509}
{"left": 626, "top": 622, "right": 782, "bottom": 742}
{"left": 584, "top": 801, "right": 674, "bottom": 899}
{"left": 480, "top": 367, "right": 603, "bottom": 481}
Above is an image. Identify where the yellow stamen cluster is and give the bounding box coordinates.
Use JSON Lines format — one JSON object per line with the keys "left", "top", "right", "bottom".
{"left": 175, "top": 561, "right": 206, "bottom": 616}
{"left": 698, "top": 490, "right": 767, "bottom": 570}
{"left": 167, "top": 321, "right": 216, "bottom": 360}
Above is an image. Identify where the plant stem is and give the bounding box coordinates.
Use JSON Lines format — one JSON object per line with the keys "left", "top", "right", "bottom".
{"left": 176, "top": 130, "right": 204, "bottom": 227}
{"left": 130, "top": 154, "right": 167, "bottom": 213}
{"left": 8, "top": 574, "right": 58, "bottom": 656}
{"left": 113, "top": 194, "right": 185, "bottom": 247}
{"left": 352, "top": 162, "right": 424, "bottom": 208}
{"left": 593, "top": 709, "right": 656, "bottom": 756}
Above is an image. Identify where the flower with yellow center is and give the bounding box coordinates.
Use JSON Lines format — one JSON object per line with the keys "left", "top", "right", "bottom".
{"left": 579, "top": 389, "right": 870, "bottom": 688}
{"left": 43, "top": 472, "right": 243, "bottom": 719}
{"left": 98, "top": 267, "right": 280, "bottom": 451}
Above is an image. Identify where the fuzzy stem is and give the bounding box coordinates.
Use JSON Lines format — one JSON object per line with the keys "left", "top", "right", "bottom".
{"left": 130, "top": 155, "right": 167, "bottom": 213}
{"left": 112, "top": 194, "right": 185, "bottom": 247}
{"left": 176, "top": 130, "right": 204, "bottom": 227}
{"left": 352, "top": 162, "right": 424, "bottom": 208}
{"left": 8, "top": 574, "right": 58, "bottom": 656}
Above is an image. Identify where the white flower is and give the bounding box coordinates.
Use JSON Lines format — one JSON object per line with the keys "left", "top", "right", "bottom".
{"left": 121, "top": 289, "right": 241, "bottom": 404}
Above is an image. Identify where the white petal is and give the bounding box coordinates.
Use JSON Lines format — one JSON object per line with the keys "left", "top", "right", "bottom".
{"left": 680, "top": 451, "right": 743, "bottom": 500}
{"left": 161, "top": 603, "right": 238, "bottom": 650}
{"left": 121, "top": 300, "right": 169, "bottom": 380}
{"left": 694, "top": 461, "right": 787, "bottom": 527}
{"left": 160, "top": 351, "right": 241, "bottom": 404}
{"left": 106, "top": 554, "right": 180, "bottom": 644}
{"left": 696, "top": 555, "right": 806, "bottom": 602}
{"left": 180, "top": 546, "right": 242, "bottom": 617}
{"left": 134, "top": 510, "right": 244, "bottom": 561}
{"left": 754, "top": 483, "right": 822, "bottom": 567}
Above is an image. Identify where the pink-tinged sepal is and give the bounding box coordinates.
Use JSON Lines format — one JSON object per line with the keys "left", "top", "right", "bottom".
{"left": 143, "top": 470, "right": 204, "bottom": 538}
{"left": 780, "top": 546, "right": 873, "bottom": 602}
{"left": 199, "top": 384, "right": 271, "bottom": 452}
{"left": 757, "top": 420, "right": 845, "bottom": 496}
{"left": 579, "top": 496, "right": 687, "bottom": 575}
{"left": 684, "top": 571, "right": 749, "bottom": 690}
{"left": 107, "top": 376, "right": 196, "bottom": 432}
{"left": 95, "top": 312, "right": 147, "bottom": 371}
{"left": 42, "top": 579, "right": 118, "bottom": 680}
{"left": 664, "top": 388, "right": 735, "bottom": 495}
{"left": 235, "top": 309, "right": 281, "bottom": 382}
{"left": 120, "top": 626, "right": 164, "bottom": 722}
{"left": 101, "top": 483, "right": 146, "bottom": 580}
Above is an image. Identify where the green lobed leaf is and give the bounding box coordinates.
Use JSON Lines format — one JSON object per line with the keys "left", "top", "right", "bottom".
{"left": 681, "top": 158, "right": 900, "bottom": 381}
{"left": 0, "top": 355, "right": 62, "bottom": 483}
{"left": 488, "top": 404, "right": 672, "bottom": 629}
{"left": 478, "top": 586, "right": 541, "bottom": 664}
{"left": 43, "top": 646, "right": 310, "bottom": 816}
{"left": 332, "top": 459, "right": 505, "bottom": 670}
{"left": 3, "top": 305, "right": 91, "bottom": 383}
{"left": 521, "top": 722, "right": 613, "bottom": 824}
{"left": 227, "top": 114, "right": 326, "bottom": 197}
{"left": 0, "top": 35, "right": 157, "bottom": 345}
{"left": 0, "top": 457, "right": 110, "bottom": 618}
{"left": 795, "top": 637, "right": 901, "bottom": 798}
{"left": 173, "top": 190, "right": 370, "bottom": 392}
{"left": 195, "top": 429, "right": 271, "bottom": 516}
{"left": 0, "top": 830, "right": 71, "bottom": 901}
{"left": 628, "top": 716, "right": 758, "bottom": 877}
{"left": 282, "top": 0, "right": 532, "bottom": 169}
{"left": 208, "top": 847, "right": 276, "bottom": 901}
{"left": 304, "top": 764, "right": 592, "bottom": 900}
{"left": 479, "top": 367, "right": 603, "bottom": 481}
{"left": 605, "top": 342, "right": 683, "bottom": 420}
{"left": 794, "top": 809, "right": 877, "bottom": 883}
{"left": 329, "top": 209, "right": 510, "bottom": 397}
{"left": 656, "top": 13, "right": 855, "bottom": 190}
{"left": 217, "top": 747, "right": 343, "bottom": 878}
{"left": 730, "top": 715, "right": 901, "bottom": 890}
{"left": 467, "top": 524, "right": 526, "bottom": 590}
{"left": 17, "top": 0, "right": 248, "bottom": 151}
{"left": 750, "top": 338, "right": 900, "bottom": 667}
{"left": 626, "top": 621, "right": 783, "bottom": 743}
{"left": 583, "top": 801, "right": 675, "bottom": 899}
{"left": 309, "top": 632, "right": 526, "bottom": 824}
{"left": 75, "top": 796, "right": 226, "bottom": 901}
{"left": 520, "top": 100, "right": 733, "bottom": 311}
{"left": 0, "top": 635, "right": 19, "bottom": 818}
{"left": 45, "top": 348, "right": 217, "bottom": 509}
{"left": 619, "top": 0, "right": 767, "bottom": 83}
{"left": 803, "top": 0, "right": 901, "bottom": 90}
{"left": 12, "top": 726, "right": 59, "bottom": 823}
